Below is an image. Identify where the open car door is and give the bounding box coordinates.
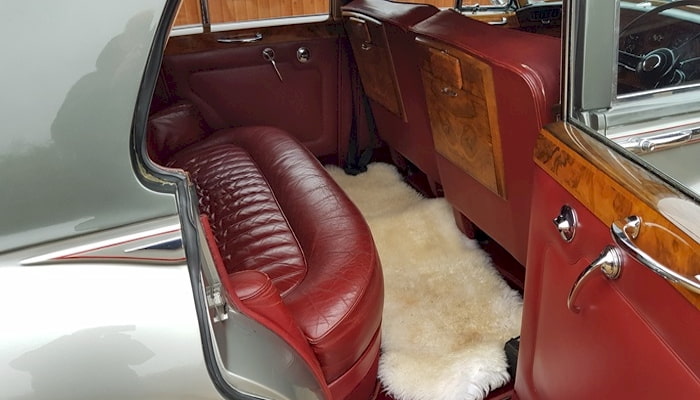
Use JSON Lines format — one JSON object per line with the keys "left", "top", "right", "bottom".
{"left": 516, "top": 1, "right": 700, "bottom": 398}
{"left": 516, "top": 123, "right": 700, "bottom": 398}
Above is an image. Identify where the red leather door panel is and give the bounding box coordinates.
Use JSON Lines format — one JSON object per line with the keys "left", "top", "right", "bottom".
{"left": 161, "top": 25, "right": 351, "bottom": 157}
{"left": 516, "top": 125, "right": 700, "bottom": 399}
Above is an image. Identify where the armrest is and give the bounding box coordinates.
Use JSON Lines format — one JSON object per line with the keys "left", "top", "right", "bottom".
{"left": 147, "top": 102, "right": 211, "bottom": 165}
{"left": 228, "top": 270, "right": 311, "bottom": 353}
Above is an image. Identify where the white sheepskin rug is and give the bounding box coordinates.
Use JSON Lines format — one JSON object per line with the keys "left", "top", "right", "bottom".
{"left": 327, "top": 163, "right": 523, "bottom": 400}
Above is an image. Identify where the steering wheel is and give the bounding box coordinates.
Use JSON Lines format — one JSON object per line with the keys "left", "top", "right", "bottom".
{"left": 618, "top": 0, "right": 700, "bottom": 89}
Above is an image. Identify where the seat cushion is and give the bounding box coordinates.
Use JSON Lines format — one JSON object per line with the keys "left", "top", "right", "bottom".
{"left": 168, "top": 126, "right": 384, "bottom": 383}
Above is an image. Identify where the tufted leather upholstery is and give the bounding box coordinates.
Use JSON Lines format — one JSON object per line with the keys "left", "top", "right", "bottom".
{"left": 169, "top": 141, "right": 308, "bottom": 296}
{"left": 160, "top": 121, "right": 383, "bottom": 398}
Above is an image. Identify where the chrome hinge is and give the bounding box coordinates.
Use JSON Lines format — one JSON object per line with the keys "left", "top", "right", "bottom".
{"left": 206, "top": 283, "right": 229, "bottom": 322}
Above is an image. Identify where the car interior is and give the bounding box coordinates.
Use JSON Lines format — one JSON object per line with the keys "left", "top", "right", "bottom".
{"left": 143, "top": 0, "right": 700, "bottom": 399}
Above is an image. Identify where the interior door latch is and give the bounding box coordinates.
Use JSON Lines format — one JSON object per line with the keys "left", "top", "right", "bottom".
{"left": 262, "top": 48, "right": 283, "bottom": 82}
{"left": 553, "top": 205, "right": 577, "bottom": 242}
{"left": 206, "top": 283, "right": 229, "bottom": 322}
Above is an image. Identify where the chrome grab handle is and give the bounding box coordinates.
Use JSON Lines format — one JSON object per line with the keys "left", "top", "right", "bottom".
{"left": 488, "top": 17, "right": 509, "bottom": 25}
{"left": 568, "top": 246, "right": 623, "bottom": 312}
{"left": 612, "top": 216, "right": 700, "bottom": 294}
{"left": 617, "top": 128, "right": 698, "bottom": 154}
{"left": 348, "top": 16, "right": 367, "bottom": 25}
{"left": 217, "top": 32, "right": 263, "bottom": 44}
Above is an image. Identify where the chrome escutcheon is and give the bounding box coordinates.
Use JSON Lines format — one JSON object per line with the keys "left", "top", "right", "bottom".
{"left": 553, "top": 205, "right": 578, "bottom": 242}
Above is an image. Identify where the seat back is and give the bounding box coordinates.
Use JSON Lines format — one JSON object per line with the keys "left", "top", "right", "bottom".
{"left": 411, "top": 10, "right": 561, "bottom": 263}
{"left": 342, "top": 0, "right": 440, "bottom": 183}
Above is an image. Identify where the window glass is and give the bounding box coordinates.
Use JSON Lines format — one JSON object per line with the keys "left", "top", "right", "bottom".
{"left": 172, "top": 0, "right": 330, "bottom": 31}
{"left": 618, "top": 0, "right": 700, "bottom": 97}
{"left": 208, "top": 0, "right": 329, "bottom": 24}
{"left": 567, "top": 0, "right": 700, "bottom": 200}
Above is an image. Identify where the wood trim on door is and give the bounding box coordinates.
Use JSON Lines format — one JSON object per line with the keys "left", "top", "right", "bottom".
{"left": 535, "top": 122, "right": 700, "bottom": 308}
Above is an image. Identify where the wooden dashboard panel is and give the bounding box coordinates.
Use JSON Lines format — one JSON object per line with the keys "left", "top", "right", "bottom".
{"left": 418, "top": 39, "right": 506, "bottom": 198}
{"left": 536, "top": 123, "right": 700, "bottom": 308}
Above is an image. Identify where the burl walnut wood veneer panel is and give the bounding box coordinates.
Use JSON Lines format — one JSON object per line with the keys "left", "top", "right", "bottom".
{"left": 345, "top": 14, "right": 405, "bottom": 120}
{"left": 536, "top": 124, "right": 700, "bottom": 309}
{"left": 418, "top": 41, "right": 506, "bottom": 197}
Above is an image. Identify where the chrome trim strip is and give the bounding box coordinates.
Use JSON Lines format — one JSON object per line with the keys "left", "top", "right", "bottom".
{"left": 200, "top": 0, "right": 210, "bottom": 29}
{"left": 617, "top": 82, "right": 700, "bottom": 101}
{"left": 561, "top": 0, "right": 573, "bottom": 121}
{"left": 617, "top": 127, "right": 700, "bottom": 154}
{"left": 170, "top": 25, "right": 204, "bottom": 36}
{"left": 124, "top": 237, "right": 183, "bottom": 252}
{"left": 217, "top": 32, "right": 263, "bottom": 43}
{"left": 210, "top": 14, "right": 329, "bottom": 32}
{"left": 21, "top": 223, "right": 184, "bottom": 265}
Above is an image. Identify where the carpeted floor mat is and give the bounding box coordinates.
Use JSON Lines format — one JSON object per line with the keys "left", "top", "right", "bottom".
{"left": 327, "top": 163, "right": 523, "bottom": 400}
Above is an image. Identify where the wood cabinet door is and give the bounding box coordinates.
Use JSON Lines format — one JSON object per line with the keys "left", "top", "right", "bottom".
{"left": 515, "top": 123, "right": 700, "bottom": 399}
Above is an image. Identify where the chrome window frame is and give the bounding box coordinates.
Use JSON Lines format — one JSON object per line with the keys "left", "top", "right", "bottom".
{"left": 563, "top": 0, "right": 700, "bottom": 202}
{"left": 566, "top": 0, "right": 700, "bottom": 137}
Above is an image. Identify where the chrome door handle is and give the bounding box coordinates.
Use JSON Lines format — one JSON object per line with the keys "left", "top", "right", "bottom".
{"left": 612, "top": 216, "right": 700, "bottom": 294}
{"left": 217, "top": 32, "right": 263, "bottom": 43}
{"left": 488, "top": 17, "right": 509, "bottom": 25}
{"left": 568, "top": 246, "right": 622, "bottom": 312}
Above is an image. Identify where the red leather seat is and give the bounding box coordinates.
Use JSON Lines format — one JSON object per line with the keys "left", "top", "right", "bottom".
{"left": 148, "top": 106, "right": 383, "bottom": 399}
{"left": 342, "top": 0, "right": 440, "bottom": 185}
{"left": 411, "top": 11, "right": 561, "bottom": 264}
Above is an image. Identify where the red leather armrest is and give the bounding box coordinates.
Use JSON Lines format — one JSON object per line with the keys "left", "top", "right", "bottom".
{"left": 147, "top": 102, "right": 211, "bottom": 165}
{"left": 199, "top": 214, "right": 328, "bottom": 392}
{"left": 228, "top": 270, "right": 310, "bottom": 348}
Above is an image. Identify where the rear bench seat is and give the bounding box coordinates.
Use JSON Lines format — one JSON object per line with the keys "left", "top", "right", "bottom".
{"left": 147, "top": 103, "right": 384, "bottom": 399}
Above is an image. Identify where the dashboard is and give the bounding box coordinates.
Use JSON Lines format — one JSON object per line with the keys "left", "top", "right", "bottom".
{"left": 618, "top": 4, "right": 700, "bottom": 95}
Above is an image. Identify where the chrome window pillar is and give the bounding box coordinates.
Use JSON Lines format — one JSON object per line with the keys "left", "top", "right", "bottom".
{"left": 566, "top": 0, "right": 619, "bottom": 124}
{"left": 200, "top": 0, "right": 210, "bottom": 31}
